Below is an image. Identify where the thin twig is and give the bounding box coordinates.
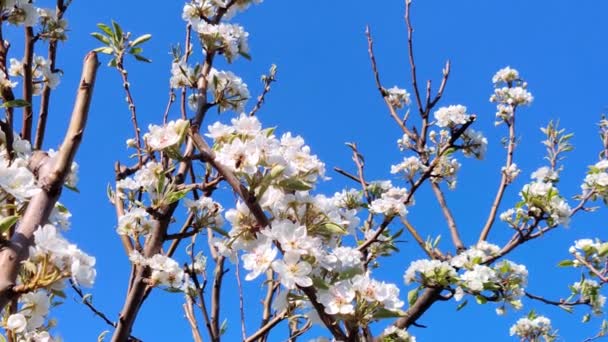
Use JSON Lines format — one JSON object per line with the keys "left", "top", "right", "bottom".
{"left": 430, "top": 182, "right": 464, "bottom": 251}
{"left": 248, "top": 64, "right": 277, "bottom": 117}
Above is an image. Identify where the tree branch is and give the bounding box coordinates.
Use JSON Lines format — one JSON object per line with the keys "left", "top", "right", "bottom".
{"left": 0, "top": 52, "right": 98, "bottom": 310}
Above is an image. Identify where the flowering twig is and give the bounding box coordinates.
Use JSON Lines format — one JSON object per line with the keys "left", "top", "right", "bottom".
{"left": 366, "top": 26, "right": 415, "bottom": 140}
{"left": 248, "top": 64, "right": 277, "bottom": 117}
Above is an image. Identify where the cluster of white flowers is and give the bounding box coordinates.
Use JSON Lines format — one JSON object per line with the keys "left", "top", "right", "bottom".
{"left": 404, "top": 259, "right": 457, "bottom": 286}
{"left": 9, "top": 55, "right": 61, "bottom": 93}
{"left": 391, "top": 156, "right": 426, "bottom": 179}
{"left": 571, "top": 279, "right": 606, "bottom": 315}
{"left": 568, "top": 238, "right": 607, "bottom": 271}
{"left": 198, "top": 22, "right": 249, "bottom": 62}
{"left": 434, "top": 105, "right": 471, "bottom": 128}
{"left": 430, "top": 156, "right": 460, "bottom": 189}
{"left": 182, "top": 0, "right": 262, "bottom": 26}
{"left": 459, "top": 264, "right": 497, "bottom": 292}
{"left": 369, "top": 185, "right": 409, "bottom": 217}
{"left": 582, "top": 159, "right": 608, "bottom": 200}
{"left": 207, "top": 68, "right": 250, "bottom": 112}
{"left": 492, "top": 260, "right": 528, "bottom": 311}
{"left": 169, "top": 59, "right": 198, "bottom": 89}
{"left": 501, "top": 167, "right": 571, "bottom": 227}
{"left": 386, "top": 86, "right": 411, "bottom": 109}
{"left": 4, "top": 290, "right": 56, "bottom": 340}
{"left": 37, "top": 7, "right": 67, "bottom": 41}
{"left": 490, "top": 67, "right": 533, "bottom": 123}
{"left": 212, "top": 114, "right": 325, "bottom": 182}
{"left": 29, "top": 224, "right": 97, "bottom": 287}
{"left": 182, "top": 1, "right": 253, "bottom": 62}
{"left": 4, "top": 0, "right": 38, "bottom": 27}
{"left": 502, "top": 163, "right": 521, "bottom": 183}
{"left": 450, "top": 241, "right": 500, "bottom": 269}
{"left": 381, "top": 326, "right": 417, "bottom": 342}
{"left": 509, "top": 314, "right": 556, "bottom": 341}
{"left": 130, "top": 251, "right": 185, "bottom": 289}
{"left": 318, "top": 273, "right": 404, "bottom": 316}
{"left": 184, "top": 196, "right": 224, "bottom": 228}
{"left": 144, "top": 119, "right": 190, "bottom": 151}
{"left": 492, "top": 66, "right": 519, "bottom": 84}
{"left": 461, "top": 128, "right": 488, "bottom": 159}
{"left": 116, "top": 207, "right": 157, "bottom": 237}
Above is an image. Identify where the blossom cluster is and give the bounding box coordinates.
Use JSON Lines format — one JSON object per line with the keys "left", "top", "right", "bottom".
{"left": 582, "top": 159, "right": 608, "bottom": 201}
{"left": 5, "top": 291, "right": 55, "bottom": 341}
{"left": 182, "top": 0, "right": 261, "bottom": 62}
{"left": 490, "top": 66, "right": 533, "bottom": 124}
{"left": 9, "top": 55, "right": 61, "bottom": 93}
{"left": 130, "top": 252, "right": 185, "bottom": 289}
{"left": 509, "top": 314, "right": 556, "bottom": 341}
{"left": 500, "top": 167, "right": 571, "bottom": 228}
{"left": 405, "top": 242, "right": 528, "bottom": 314}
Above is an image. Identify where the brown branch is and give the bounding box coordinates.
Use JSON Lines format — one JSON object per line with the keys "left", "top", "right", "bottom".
{"left": 115, "top": 58, "right": 143, "bottom": 166}
{"left": 0, "top": 52, "right": 98, "bottom": 310}
{"left": 365, "top": 26, "right": 416, "bottom": 140}
{"left": 430, "top": 182, "right": 464, "bottom": 251}
{"left": 393, "top": 287, "right": 441, "bottom": 331}
{"left": 235, "top": 258, "right": 247, "bottom": 341}
{"left": 479, "top": 114, "right": 517, "bottom": 242}
{"left": 245, "top": 310, "right": 287, "bottom": 342}
{"left": 184, "top": 283, "right": 204, "bottom": 342}
{"left": 525, "top": 291, "right": 590, "bottom": 307}
{"left": 70, "top": 279, "right": 141, "bottom": 342}
{"left": 34, "top": 0, "right": 67, "bottom": 150}
{"left": 404, "top": 0, "right": 423, "bottom": 116}
{"left": 21, "top": 27, "right": 35, "bottom": 141}
{"left": 210, "top": 256, "right": 226, "bottom": 342}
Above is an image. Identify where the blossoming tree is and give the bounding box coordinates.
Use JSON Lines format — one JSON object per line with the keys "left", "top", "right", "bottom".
{"left": 0, "top": 0, "right": 605, "bottom": 341}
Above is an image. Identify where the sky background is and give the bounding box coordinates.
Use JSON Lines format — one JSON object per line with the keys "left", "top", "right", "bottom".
{"left": 4, "top": 0, "right": 608, "bottom": 341}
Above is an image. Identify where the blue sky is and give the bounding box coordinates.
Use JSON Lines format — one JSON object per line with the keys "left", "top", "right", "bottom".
{"left": 8, "top": 0, "right": 608, "bottom": 340}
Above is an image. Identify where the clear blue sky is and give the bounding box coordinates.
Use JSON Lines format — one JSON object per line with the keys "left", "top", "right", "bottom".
{"left": 11, "top": 0, "right": 608, "bottom": 340}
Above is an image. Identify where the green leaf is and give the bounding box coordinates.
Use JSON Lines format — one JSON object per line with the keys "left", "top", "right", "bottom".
{"left": 93, "top": 46, "right": 114, "bottom": 55}
{"left": 96, "top": 23, "right": 114, "bottom": 38}
{"left": 456, "top": 300, "right": 468, "bottom": 311}
{"left": 557, "top": 259, "right": 574, "bottom": 267}
{"left": 2, "top": 99, "right": 30, "bottom": 108}
{"left": 311, "top": 277, "right": 329, "bottom": 290}
{"left": 373, "top": 308, "right": 406, "bottom": 319}
{"left": 475, "top": 295, "right": 487, "bottom": 304}
{"left": 0, "top": 215, "right": 19, "bottom": 233}
{"left": 277, "top": 178, "right": 313, "bottom": 191}
{"left": 598, "top": 243, "right": 608, "bottom": 257}
{"left": 239, "top": 50, "right": 252, "bottom": 60}
{"left": 90, "top": 32, "right": 111, "bottom": 45}
{"left": 112, "top": 20, "right": 123, "bottom": 41}
{"left": 582, "top": 313, "right": 591, "bottom": 323}
{"left": 133, "top": 54, "right": 152, "bottom": 63}
{"left": 64, "top": 184, "right": 80, "bottom": 193}
{"left": 131, "top": 33, "right": 152, "bottom": 47}
{"left": 97, "top": 330, "right": 109, "bottom": 342}
{"left": 407, "top": 287, "right": 420, "bottom": 306}
{"left": 320, "top": 222, "right": 347, "bottom": 235}
{"left": 128, "top": 47, "right": 143, "bottom": 55}
{"left": 164, "top": 189, "right": 189, "bottom": 205}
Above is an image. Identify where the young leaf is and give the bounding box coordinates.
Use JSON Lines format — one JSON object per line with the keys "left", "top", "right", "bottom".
{"left": 131, "top": 33, "right": 152, "bottom": 47}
